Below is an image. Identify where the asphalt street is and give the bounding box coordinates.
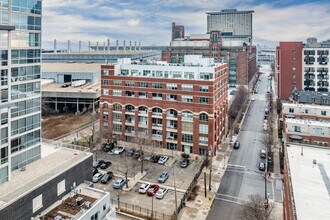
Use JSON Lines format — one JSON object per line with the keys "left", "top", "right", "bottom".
{"left": 207, "top": 70, "right": 280, "bottom": 220}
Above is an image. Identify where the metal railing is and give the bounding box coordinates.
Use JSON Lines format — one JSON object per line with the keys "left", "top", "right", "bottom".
{"left": 42, "top": 138, "right": 90, "bottom": 152}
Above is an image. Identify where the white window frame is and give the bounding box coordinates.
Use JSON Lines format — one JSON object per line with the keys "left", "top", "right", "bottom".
{"left": 57, "top": 179, "right": 66, "bottom": 196}
{"left": 199, "top": 124, "right": 208, "bottom": 134}
{"left": 32, "top": 194, "right": 43, "bottom": 213}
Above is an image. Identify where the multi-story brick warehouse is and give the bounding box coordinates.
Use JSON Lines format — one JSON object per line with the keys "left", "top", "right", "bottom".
{"left": 100, "top": 55, "right": 229, "bottom": 155}
{"left": 276, "top": 42, "right": 304, "bottom": 100}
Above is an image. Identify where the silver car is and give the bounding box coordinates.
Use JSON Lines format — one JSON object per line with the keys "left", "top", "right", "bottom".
{"left": 156, "top": 187, "right": 168, "bottom": 199}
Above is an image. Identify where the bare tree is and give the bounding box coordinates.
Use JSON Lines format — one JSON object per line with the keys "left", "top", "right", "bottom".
{"left": 100, "top": 127, "right": 115, "bottom": 144}
{"left": 276, "top": 98, "right": 282, "bottom": 115}
{"left": 116, "top": 154, "right": 131, "bottom": 188}
{"left": 228, "top": 86, "right": 249, "bottom": 131}
{"left": 134, "top": 133, "right": 153, "bottom": 173}
{"left": 80, "top": 123, "right": 101, "bottom": 160}
{"left": 240, "top": 194, "right": 274, "bottom": 220}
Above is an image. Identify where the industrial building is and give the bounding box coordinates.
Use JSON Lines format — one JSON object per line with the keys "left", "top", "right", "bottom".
{"left": 257, "top": 47, "right": 275, "bottom": 65}
{"left": 41, "top": 63, "right": 101, "bottom": 114}
{"left": 100, "top": 55, "right": 229, "bottom": 155}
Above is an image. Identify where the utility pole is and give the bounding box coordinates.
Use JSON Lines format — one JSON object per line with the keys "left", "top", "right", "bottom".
{"left": 173, "top": 165, "right": 178, "bottom": 220}
{"left": 264, "top": 135, "right": 268, "bottom": 208}
{"left": 151, "top": 195, "right": 154, "bottom": 219}
{"left": 209, "top": 145, "right": 213, "bottom": 191}
{"left": 204, "top": 172, "right": 207, "bottom": 197}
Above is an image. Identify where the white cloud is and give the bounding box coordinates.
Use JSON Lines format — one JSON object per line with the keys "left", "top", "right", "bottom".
{"left": 126, "top": 19, "right": 140, "bottom": 27}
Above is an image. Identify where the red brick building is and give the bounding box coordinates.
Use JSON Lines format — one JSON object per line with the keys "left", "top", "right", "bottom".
{"left": 100, "top": 56, "right": 229, "bottom": 155}
{"left": 172, "top": 22, "right": 185, "bottom": 41}
{"left": 276, "top": 42, "right": 304, "bottom": 100}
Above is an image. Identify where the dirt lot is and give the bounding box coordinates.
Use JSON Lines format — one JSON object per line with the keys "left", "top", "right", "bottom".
{"left": 93, "top": 148, "right": 204, "bottom": 216}
{"left": 42, "top": 113, "right": 96, "bottom": 139}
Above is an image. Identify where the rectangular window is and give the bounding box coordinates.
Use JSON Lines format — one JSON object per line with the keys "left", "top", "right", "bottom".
{"left": 199, "top": 124, "right": 208, "bottom": 134}
{"left": 138, "top": 82, "right": 148, "bottom": 88}
{"left": 199, "top": 86, "right": 209, "bottom": 92}
{"left": 199, "top": 97, "right": 209, "bottom": 104}
{"left": 57, "top": 180, "right": 66, "bottom": 196}
{"left": 304, "top": 109, "right": 309, "bottom": 114}
{"left": 102, "top": 89, "right": 109, "bottom": 95}
{"left": 152, "top": 93, "right": 162, "bottom": 100}
{"left": 172, "top": 71, "right": 182, "bottom": 78}
{"left": 200, "top": 72, "right": 213, "bottom": 80}
{"left": 166, "top": 94, "right": 177, "bottom": 101}
{"left": 199, "top": 148, "right": 207, "bottom": 155}
{"left": 199, "top": 137, "right": 208, "bottom": 146}
{"left": 113, "top": 80, "right": 121, "bottom": 86}
{"left": 182, "top": 134, "right": 193, "bottom": 143}
{"left": 138, "top": 92, "right": 148, "bottom": 98}
{"left": 102, "top": 69, "right": 109, "bottom": 75}
{"left": 152, "top": 83, "right": 162, "bottom": 89}
{"left": 182, "top": 95, "right": 193, "bottom": 103}
{"left": 289, "top": 108, "right": 294, "bottom": 113}
{"left": 321, "top": 111, "right": 327, "bottom": 116}
{"left": 121, "top": 69, "right": 129, "bottom": 75}
{"left": 33, "top": 194, "right": 43, "bottom": 213}
{"left": 315, "top": 128, "right": 322, "bottom": 135}
{"left": 125, "top": 81, "right": 134, "bottom": 87}
{"left": 181, "top": 84, "right": 193, "bottom": 91}
{"left": 182, "top": 122, "right": 193, "bottom": 132}
{"left": 184, "top": 72, "right": 194, "bottom": 79}
{"left": 102, "top": 80, "right": 109, "bottom": 85}
{"left": 113, "top": 90, "right": 121, "bottom": 96}
{"left": 166, "top": 83, "right": 177, "bottom": 90}
{"left": 125, "top": 91, "right": 134, "bottom": 97}
{"left": 294, "top": 126, "right": 301, "bottom": 132}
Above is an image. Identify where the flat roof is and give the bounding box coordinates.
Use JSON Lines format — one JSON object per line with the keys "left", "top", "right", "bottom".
{"left": 283, "top": 102, "right": 330, "bottom": 110}
{"left": 42, "top": 82, "right": 100, "bottom": 99}
{"left": 286, "top": 144, "right": 330, "bottom": 220}
{"left": 0, "top": 142, "right": 92, "bottom": 210}
{"left": 285, "top": 118, "right": 330, "bottom": 127}
{"left": 206, "top": 10, "right": 254, "bottom": 15}
{"left": 42, "top": 63, "right": 101, "bottom": 73}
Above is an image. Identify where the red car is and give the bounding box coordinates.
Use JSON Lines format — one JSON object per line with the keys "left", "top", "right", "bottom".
{"left": 147, "top": 184, "right": 160, "bottom": 196}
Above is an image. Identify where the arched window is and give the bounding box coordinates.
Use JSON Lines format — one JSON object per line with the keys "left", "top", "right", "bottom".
{"left": 103, "top": 103, "right": 108, "bottom": 110}
{"left": 199, "top": 113, "right": 209, "bottom": 121}
{"left": 125, "top": 105, "right": 135, "bottom": 112}
{"left": 167, "top": 109, "right": 177, "bottom": 118}
{"left": 113, "top": 103, "right": 122, "bottom": 111}
{"left": 182, "top": 111, "right": 193, "bottom": 121}
{"left": 138, "top": 106, "right": 148, "bottom": 114}
{"left": 152, "top": 107, "right": 163, "bottom": 116}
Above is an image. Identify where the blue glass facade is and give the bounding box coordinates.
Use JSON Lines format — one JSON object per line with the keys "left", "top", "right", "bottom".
{"left": 0, "top": 0, "right": 42, "bottom": 184}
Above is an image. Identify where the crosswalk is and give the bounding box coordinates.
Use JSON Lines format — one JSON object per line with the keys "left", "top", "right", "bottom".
{"left": 214, "top": 193, "right": 249, "bottom": 205}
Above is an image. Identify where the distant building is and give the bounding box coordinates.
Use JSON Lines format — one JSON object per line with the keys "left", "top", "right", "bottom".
{"left": 100, "top": 55, "right": 229, "bottom": 155}
{"left": 0, "top": 143, "right": 93, "bottom": 220}
{"left": 172, "top": 22, "right": 185, "bottom": 41}
{"left": 283, "top": 144, "right": 330, "bottom": 220}
{"left": 257, "top": 47, "right": 275, "bottom": 65}
{"left": 276, "top": 42, "right": 304, "bottom": 99}
{"left": 282, "top": 102, "right": 330, "bottom": 146}
{"left": 206, "top": 9, "right": 254, "bottom": 44}
{"left": 162, "top": 32, "right": 257, "bottom": 86}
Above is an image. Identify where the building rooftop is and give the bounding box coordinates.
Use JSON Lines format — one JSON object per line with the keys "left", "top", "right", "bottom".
{"left": 292, "top": 90, "right": 330, "bottom": 106}
{"left": 39, "top": 182, "right": 110, "bottom": 220}
{"left": 285, "top": 118, "right": 330, "bottom": 127}
{"left": 206, "top": 9, "right": 254, "bottom": 14}
{"left": 283, "top": 102, "right": 330, "bottom": 110}
{"left": 42, "top": 82, "right": 100, "bottom": 99}
{"left": 286, "top": 144, "right": 330, "bottom": 220}
{"left": 0, "top": 141, "right": 92, "bottom": 210}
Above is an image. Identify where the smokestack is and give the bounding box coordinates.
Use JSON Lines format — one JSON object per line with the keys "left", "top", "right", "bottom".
{"left": 67, "top": 40, "right": 71, "bottom": 53}
{"left": 96, "top": 41, "right": 99, "bottom": 52}
{"left": 134, "top": 41, "right": 137, "bottom": 51}
{"left": 116, "top": 40, "right": 119, "bottom": 52}
{"left": 129, "top": 41, "right": 132, "bottom": 51}
{"left": 54, "top": 39, "right": 57, "bottom": 54}
{"left": 88, "top": 41, "right": 91, "bottom": 52}
{"left": 123, "top": 40, "right": 126, "bottom": 51}
{"left": 103, "top": 42, "right": 106, "bottom": 51}
{"left": 139, "top": 42, "right": 141, "bottom": 51}
{"left": 107, "top": 38, "right": 110, "bottom": 53}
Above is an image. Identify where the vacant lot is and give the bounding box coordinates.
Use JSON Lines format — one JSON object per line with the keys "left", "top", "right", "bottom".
{"left": 42, "top": 113, "right": 97, "bottom": 139}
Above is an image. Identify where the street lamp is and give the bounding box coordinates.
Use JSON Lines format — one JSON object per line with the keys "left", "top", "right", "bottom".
{"left": 173, "top": 164, "right": 178, "bottom": 220}
{"left": 209, "top": 145, "right": 213, "bottom": 191}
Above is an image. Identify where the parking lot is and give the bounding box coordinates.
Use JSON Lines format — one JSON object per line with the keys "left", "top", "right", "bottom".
{"left": 93, "top": 147, "right": 204, "bottom": 215}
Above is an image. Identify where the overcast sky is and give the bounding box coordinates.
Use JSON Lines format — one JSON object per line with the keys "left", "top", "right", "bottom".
{"left": 42, "top": 0, "right": 330, "bottom": 50}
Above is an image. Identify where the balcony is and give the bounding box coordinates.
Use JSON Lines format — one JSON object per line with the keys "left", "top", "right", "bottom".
{"left": 152, "top": 112, "right": 163, "bottom": 117}
{"left": 304, "top": 87, "right": 315, "bottom": 91}
{"left": 125, "top": 120, "right": 135, "bottom": 125}
{"left": 152, "top": 123, "right": 162, "bottom": 127}
{"left": 167, "top": 125, "right": 178, "bottom": 130}
{"left": 152, "top": 134, "right": 163, "bottom": 140}
{"left": 138, "top": 121, "right": 148, "bottom": 127}
{"left": 125, "top": 131, "right": 135, "bottom": 136}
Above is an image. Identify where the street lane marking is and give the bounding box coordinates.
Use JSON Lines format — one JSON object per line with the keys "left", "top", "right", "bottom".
{"left": 215, "top": 193, "right": 249, "bottom": 205}
{"left": 227, "top": 164, "right": 245, "bottom": 168}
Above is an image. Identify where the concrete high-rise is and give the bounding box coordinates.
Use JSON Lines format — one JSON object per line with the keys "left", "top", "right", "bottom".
{"left": 206, "top": 9, "right": 254, "bottom": 44}
{"left": 172, "top": 22, "right": 185, "bottom": 41}
{"left": 0, "top": 0, "right": 42, "bottom": 184}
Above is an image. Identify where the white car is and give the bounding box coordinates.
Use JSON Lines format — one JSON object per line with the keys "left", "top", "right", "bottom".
{"left": 114, "top": 146, "right": 125, "bottom": 154}
{"left": 138, "top": 183, "right": 151, "bottom": 194}
{"left": 92, "top": 173, "right": 103, "bottom": 183}
{"left": 158, "top": 156, "right": 169, "bottom": 165}
{"left": 156, "top": 187, "right": 168, "bottom": 199}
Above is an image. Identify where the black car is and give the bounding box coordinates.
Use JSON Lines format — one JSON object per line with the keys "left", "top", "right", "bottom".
{"left": 150, "top": 154, "right": 160, "bottom": 163}
{"left": 101, "top": 173, "right": 112, "bottom": 184}
{"left": 133, "top": 150, "right": 142, "bottom": 159}
{"left": 180, "top": 159, "right": 190, "bottom": 168}
{"left": 93, "top": 160, "right": 105, "bottom": 168}
{"left": 107, "top": 171, "right": 114, "bottom": 178}
{"left": 93, "top": 168, "right": 98, "bottom": 176}
{"left": 233, "top": 141, "right": 240, "bottom": 149}
{"left": 126, "top": 148, "right": 136, "bottom": 157}
{"left": 100, "top": 161, "right": 112, "bottom": 169}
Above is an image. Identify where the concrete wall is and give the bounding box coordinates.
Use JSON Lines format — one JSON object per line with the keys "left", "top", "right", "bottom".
{"left": 0, "top": 155, "right": 93, "bottom": 220}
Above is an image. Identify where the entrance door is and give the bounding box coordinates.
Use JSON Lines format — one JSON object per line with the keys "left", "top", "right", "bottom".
{"left": 64, "top": 74, "right": 72, "bottom": 83}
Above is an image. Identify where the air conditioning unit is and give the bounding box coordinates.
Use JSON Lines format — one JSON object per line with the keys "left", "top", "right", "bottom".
{"left": 85, "top": 201, "right": 91, "bottom": 209}
{"left": 76, "top": 197, "right": 83, "bottom": 206}
{"left": 54, "top": 216, "right": 62, "bottom": 220}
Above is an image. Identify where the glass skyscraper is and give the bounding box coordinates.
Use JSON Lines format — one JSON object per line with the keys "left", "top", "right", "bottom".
{"left": 0, "top": 0, "right": 42, "bottom": 184}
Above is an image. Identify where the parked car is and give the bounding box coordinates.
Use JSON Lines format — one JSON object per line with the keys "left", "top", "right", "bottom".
{"left": 259, "top": 162, "right": 266, "bottom": 171}
{"left": 138, "top": 183, "right": 151, "bottom": 194}
{"left": 92, "top": 173, "right": 103, "bottom": 183}
{"left": 93, "top": 160, "right": 105, "bottom": 168}
{"left": 158, "top": 156, "right": 169, "bottom": 165}
{"left": 144, "top": 154, "right": 152, "bottom": 161}
{"left": 113, "top": 177, "right": 127, "bottom": 189}
{"left": 260, "top": 149, "right": 266, "bottom": 158}
{"left": 133, "top": 150, "right": 142, "bottom": 159}
{"left": 233, "top": 141, "right": 240, "bottom": 149}
{"left": 180, "top": 159, "right": 190, "bottom": 168}
{"left": 156, "top": 187, "right": 168, "bottom": 199}
{"left": 150, "top": 154, "right": 160, "bottom": 163}
{"left": 147, "top": 184, "right": 160, "bottom": 196}
{"left": 107, "top": 171, "right": 114, "bottom": 179}
{"left": 126, "top": 148, "right": 136, "bottom": 157}
{"left": 158, "top": 171, "right": 169, "bottom": 183}
{"left": 114, "top": 146, "right": 125, "bottom": 154}
{"left": 99, "top": 161, "right": 112, "bottom": 169}
{"left": 93, "top": 168, "right": 98, "bottom": 176}
{"left": 101, "top": 174, "right": 112, "bottom": 184}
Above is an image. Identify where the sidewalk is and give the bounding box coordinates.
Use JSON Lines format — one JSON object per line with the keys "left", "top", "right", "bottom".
{"left": 179, "top": 138, "right": 233, "bottom": 220}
